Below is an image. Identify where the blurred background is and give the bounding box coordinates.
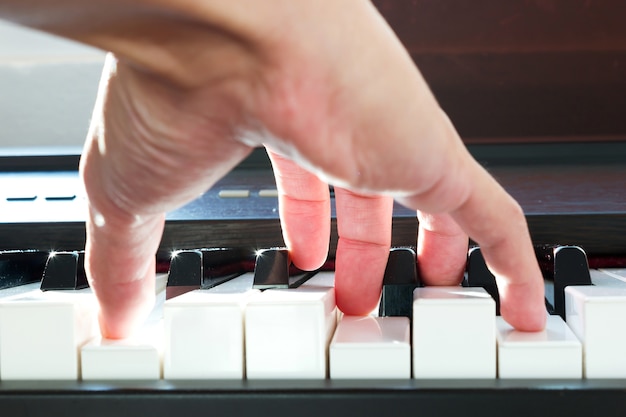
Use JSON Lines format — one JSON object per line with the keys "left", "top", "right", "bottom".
{"left": 0, "top": 20, "right": 104, "bottom": 154}
{"left": 2, "top": 1, "right": 626, "bottom": 154}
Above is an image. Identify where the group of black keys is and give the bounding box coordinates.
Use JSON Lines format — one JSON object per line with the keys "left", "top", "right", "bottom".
{"left": 0, "top": 244, "right": 592, "bottom": 321}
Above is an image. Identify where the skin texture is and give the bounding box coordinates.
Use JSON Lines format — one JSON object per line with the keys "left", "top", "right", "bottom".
{"left": 1, "top": 0, "right": 546, "bottom": 338}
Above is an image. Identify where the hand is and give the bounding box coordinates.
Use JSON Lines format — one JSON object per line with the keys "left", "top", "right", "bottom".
{"left": 4, "top": 1, "right": 546, "bottom": 337}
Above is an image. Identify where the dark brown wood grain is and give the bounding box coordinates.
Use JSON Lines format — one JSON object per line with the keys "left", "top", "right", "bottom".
{"left": 372, "top": 0, "right": 626, "bottom": 141}
{"left": 373, "top": 0, "right": 626, "bottom": 52}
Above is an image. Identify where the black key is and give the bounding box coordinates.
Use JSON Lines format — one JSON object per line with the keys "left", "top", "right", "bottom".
{"left": 378, "top": 248, "right": 421, "bottom": 319}
{"left": 200, "top": 248, "right": 253, "bottom": 288}
{"left": 253, "top": 249, "right": 290, "bottom": 289}
{"left": 0, "top": 250, "right": 49, "bottom": 290}
{"left": 252, "top": 248, "right": 314, "bottom": 290}
{"left": 167, "top": 248, "right": 251, "bottom": 299}
{"left": 40, "top": 251, "right": 89, "bottom": 291}
{"left": 167, "top": 249, "right": 202, "bottom": 298}
{"left": 465, "top": 247, "right": 501, "bottom": 315}
{"left": 465, "top": 245, "right": 593, "bottom": 319}
{"left": 535, "top": 245, "right": 592, "bottom": 319}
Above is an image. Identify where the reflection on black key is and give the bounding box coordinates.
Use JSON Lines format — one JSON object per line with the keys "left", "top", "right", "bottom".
{"left": 253, "top": 249, "right": 290, "bottom": 289}
{"left": 536, "top": 245, "right": 592, "bottom": 319}
{"left": 167, "top": 248, "right": 251, "bottom": 299}
{"left": 201, "top": 248, "right": 253, "bottom": 288}
{"left": 465, "top": 247, "right": 500, "bottom": 315}
{"left": 40, "top": 251, "right": 89, "bottom": 291}
{"left": 378, "top": 248, "right": 421, "bottom": 319}
{"left": 0, "top": 250, "right": 49, "bottom": 290}
{"left": 252, "top": 248, "right": 314, "bottom": 290}
{"left": 168, "top": 250, "right": 202, "bottom": 294}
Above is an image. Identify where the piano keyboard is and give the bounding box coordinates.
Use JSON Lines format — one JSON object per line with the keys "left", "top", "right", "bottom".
{"left": 1, "top": 248, "right": 626, "bottom": 417}
{"left": 1, "top": 247, "right": 625, "bottom": 383}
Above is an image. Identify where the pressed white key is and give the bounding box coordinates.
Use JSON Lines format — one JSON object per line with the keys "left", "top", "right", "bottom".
{"left": 81, "top": 323, "right": 163, "bottom": 380}
{"left": 245, "top": 272, "right": 336, "bottom": 379}
{"left": 0, "top": 288, "right": 98, "bottom": 380}
{"left": 566, "top": 269, "right": 626, "bottom": 378}
{"left": 413, "top": 286, "right": 496, "bottom": 379}
{"left": 81, "top": 274, "right": 168, "bottom": 381}
{"left": 330, "top": 315, "right": 410, "bottom": 379}
{"left": 496, "top": 315, "right": 582, "bottom": 378}
{"left": 164, "top": 273, "right": 259, "bottom": 379}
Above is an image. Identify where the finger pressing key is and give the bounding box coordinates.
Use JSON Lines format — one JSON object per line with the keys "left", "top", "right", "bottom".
{"left": 449, "top": 160, "right": 546, "bottom": 331}
{"left": 267, "top": 151, "right": 331, "bottom": 272}
{"left": 333, "top": 187, "right": 393, "bottom": 315}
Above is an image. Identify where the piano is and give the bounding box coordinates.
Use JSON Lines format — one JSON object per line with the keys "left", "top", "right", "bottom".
{"left": 1, "top": 0, "right": 626, "bottom": 415}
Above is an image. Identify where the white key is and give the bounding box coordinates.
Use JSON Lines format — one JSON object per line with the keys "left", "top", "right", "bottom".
{"left": 413, "top": 286, "right": 496, "bottom": 379}
{"left": 330, "top": 315, "right": 410, "bottom": 379}
{"left": 164, "top": 273, "right": 259, "bottom": 379}
{"left": 496, "top": 315, "right": 582, "bottom": 378}
{"left": 598, "top": 268, "right": 626, "bottom": 283}
{"left": 590, "top": 269, "right": 626, "bottom": 287}
{"left": 0, "top": 288, "right": 98, "bottom": 380}
{"left": 0, "top": 281, "right": 42, "bottom": 376}
{"left": 566, "top": 269, "right": 626, "bottom": 378}
{"left": 0, "top": 282, "right": 41, "bottom": 299}
{"left": 81, "top": 274, "right": 168, "bottom": 381}
{"left": 81, "top": 323, "right": 163, "bottom": 380}
{"left": 245, "top": 272, "right": 336, "bottom": 379}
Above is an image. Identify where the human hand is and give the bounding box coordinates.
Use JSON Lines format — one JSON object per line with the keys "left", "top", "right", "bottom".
{"left": 4, "top": 1, "right": 545, "bottom": 337}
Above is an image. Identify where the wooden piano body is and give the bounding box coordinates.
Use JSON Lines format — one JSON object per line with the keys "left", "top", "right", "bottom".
{"left": 1, "top": 1, "right": 626, "bottom": 415}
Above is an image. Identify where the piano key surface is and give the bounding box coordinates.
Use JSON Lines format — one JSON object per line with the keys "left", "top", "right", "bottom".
{"left": 412, "top": 287, "right": 496, "bottom": 379}
{"left": 566, "top": 270, "right": 626, "bottom": 378}
{"left": 0, "top": 288, "right": 98, "bottom": 380}
{"left": 163, "top": 273, "right": 259, "bottom": 379}
{"left": 80, "top": 277, "right": 167, "bottom": 381}
{"left": 329, "top": 315, "right": 411, "bottom": 379}
{"left": 1, "top": 253, "right": 626, "bottom": 417}
{"left": 496, "top": 315, "right": 582, "bottom": 379}
{"left": 80, "top": 323, "right": 163, "bottom": 381}
{"left": 245, "top": 272, "right": 336, "bottom": 379}
{"left": 2, "top": 250, "right": 626, "bottom": 383}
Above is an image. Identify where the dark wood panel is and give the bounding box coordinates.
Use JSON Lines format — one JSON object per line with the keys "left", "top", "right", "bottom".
{"left": 374, "top": 0, "right": 626, "bottom": 52}
{"left": 372, "top": 0, "right": 626, "bottom": 141}
{"left": 416, "top": 52, "right": 626, "bottom": 140}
